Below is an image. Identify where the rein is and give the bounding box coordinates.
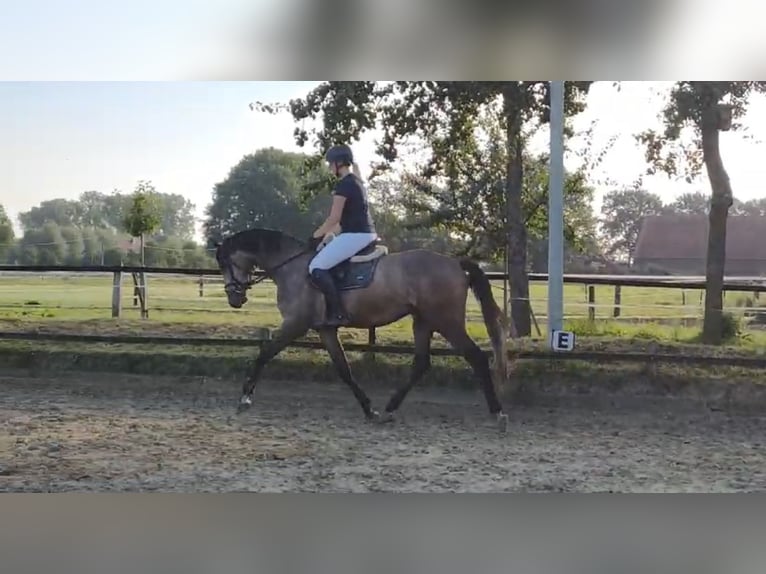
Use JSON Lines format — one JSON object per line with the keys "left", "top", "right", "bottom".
{"left": 224, "top": 243, "right": 314, "bottom": 295}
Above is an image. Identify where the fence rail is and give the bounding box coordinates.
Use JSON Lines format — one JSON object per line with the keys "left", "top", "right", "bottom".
{"left": 2, "top": 265, "right": 766, "bottom": 343}
{"left": 2, "top": 330, "right": 766, "bottom": 368}
{"left": 2, "top": 264, "right": 766, "bottom": 291}
{"left": 2, "top": 265, "right": 766, "bottom": 369}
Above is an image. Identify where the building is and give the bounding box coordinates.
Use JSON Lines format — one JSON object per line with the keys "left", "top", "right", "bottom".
{"left": 633, "top": 214, "right": 766, "bottom": 275}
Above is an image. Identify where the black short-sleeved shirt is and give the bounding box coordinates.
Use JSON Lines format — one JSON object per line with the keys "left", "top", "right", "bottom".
{"left": 333, "top": 173, "right": 376, "bottom": 234}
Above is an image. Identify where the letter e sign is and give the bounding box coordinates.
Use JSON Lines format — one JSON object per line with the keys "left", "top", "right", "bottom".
{"left": 551, "top": 330, "right": 575, "bottom": 352}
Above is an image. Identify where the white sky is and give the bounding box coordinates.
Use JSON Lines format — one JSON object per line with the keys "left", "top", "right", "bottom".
{"left": 3, "top": 80, "right": 766, "bottom": 241}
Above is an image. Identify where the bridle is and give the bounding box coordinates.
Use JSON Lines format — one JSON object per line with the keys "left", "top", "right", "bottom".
{"left": 221, "top": 243, "right": 316, "bottom": 300}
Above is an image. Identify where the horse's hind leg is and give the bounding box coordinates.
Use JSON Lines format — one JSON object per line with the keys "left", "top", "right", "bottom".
{"left": 437, "top": 322, "right": 508, "bottom": 433}
{"left": 383, "top": 317, "right": 432, "bottom": 418}
{"left": 318, "top": 327, "right": 378, "bottom": 420}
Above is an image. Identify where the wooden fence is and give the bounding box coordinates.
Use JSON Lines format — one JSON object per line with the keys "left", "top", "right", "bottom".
{"left": 2, "top": 265, "right": 766, "bottom": 360}
{"left": 3, "top": 264, "right": 766, "bottom": 314}
{"left": 3, "top": 266, "right": 766, "bottom": 314}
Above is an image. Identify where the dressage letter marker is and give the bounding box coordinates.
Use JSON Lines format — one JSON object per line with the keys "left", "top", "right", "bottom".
{"left": 550, "top": 330, "right": 575, "bottom": 352}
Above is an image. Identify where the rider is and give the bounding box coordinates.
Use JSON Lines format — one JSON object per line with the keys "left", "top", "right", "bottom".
{"left": 308, "top": 144, "right": 378, "bottom": 327}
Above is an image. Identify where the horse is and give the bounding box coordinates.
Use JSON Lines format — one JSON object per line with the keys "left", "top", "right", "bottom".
{"left": 213, "top": 227, "right": 515, "bottom": 432}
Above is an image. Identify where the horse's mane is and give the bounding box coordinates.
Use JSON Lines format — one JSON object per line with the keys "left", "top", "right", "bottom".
{"left": 222, "top": 227, "right": 304, "bottom": 255}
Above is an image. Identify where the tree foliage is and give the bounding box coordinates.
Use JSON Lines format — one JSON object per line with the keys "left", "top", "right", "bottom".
{"left": 123, "top": 181, "right": 162, "bottom": 239}
{"left": 0, "top": 204, "right": 14, "bottom": 262}
{"left": 401, "top": 147, "right": 598, "bottom": 266}
{"left": 599, "top": 187, "right": 665, "bottom": 263}
{"left": 8, "top": 220, "right": 211, "bottom": 267}
{"left": 668, "top": 191, "right": 710, "bottom": 214}
{"left": 203, "top": 147, "right": 331, "bottom": 243}
{"left": 4, "top": 186, "right": 210, "bottom": 267}
{"left": 365, "top": 175, "right": 468, "bottom": 255}
{"left": 255, "top": 81, "right": 595, "bottom": 336}
{"left": 17, "top": 190, "right": 196, "bottom": 238}
{"left": 637, "top": 83, "right": 766, "bottom": 182}
{"left": 734, "top": 197, "right": 766, "bottom": 216}
{"left": 665, "top": 192, "right": 766, "bottom": 216}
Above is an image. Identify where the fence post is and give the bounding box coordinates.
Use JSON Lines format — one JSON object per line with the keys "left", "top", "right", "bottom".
{"left": 587, "top": 285, "right": 596, "bottom": 321}
{"left": 199, "top": 276, "right": 204, "bottom": 297}
{"left": 140, "top": 272, "right": 149, "bottom": 319}
{"left": 366, "top": 327, "right": 377, "bottom": 361}
{"left": 131, "top": 271, "right": 149, "bottom": 319}
{"left": 613, "top": 285, "right": 621, "bottom": 318}
{"left": 111, "top": 271, "right": 122, "bottom": 318}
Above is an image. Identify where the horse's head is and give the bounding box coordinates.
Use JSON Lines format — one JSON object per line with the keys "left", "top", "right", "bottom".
{"left": 214, "top": 239, "right": 255, "bottom": 309}
{"left": 214, "top": 228, "right": 305, "bottom": 308}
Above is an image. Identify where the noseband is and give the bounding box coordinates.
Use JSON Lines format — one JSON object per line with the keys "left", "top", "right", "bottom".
{"left": 223, "top": 257, "right": 255, "bottom": 299}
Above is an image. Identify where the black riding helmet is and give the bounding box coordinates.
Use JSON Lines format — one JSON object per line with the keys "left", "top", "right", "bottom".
{"left": 325, "top": 144, "right": 354, "bottom": 166}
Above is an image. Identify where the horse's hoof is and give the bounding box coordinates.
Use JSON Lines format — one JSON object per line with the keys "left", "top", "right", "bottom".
{"left": 236, "top": 396, "right": 252, "bottom": 414}
{"left": 365, "top": 409, "right": 381, "bottom": 422}
{"left": 496, "top": 412, "right": 509, "bottom": 434}
{"left": 378, "top": 411, "right": 395, "bottom": 424}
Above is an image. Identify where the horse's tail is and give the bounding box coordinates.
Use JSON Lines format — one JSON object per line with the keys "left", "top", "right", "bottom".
{"left": 459, "top": 258, "right": 511, "bottom": 388}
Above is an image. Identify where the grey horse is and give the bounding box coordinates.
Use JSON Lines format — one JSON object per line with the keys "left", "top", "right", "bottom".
{"left": 214, "top": 228, "right": 513, "bottom": 432}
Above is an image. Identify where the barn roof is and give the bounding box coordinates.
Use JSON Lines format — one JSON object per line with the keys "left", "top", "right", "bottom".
{"left": 634, "top": 214, "right": 766, "bottom": 261}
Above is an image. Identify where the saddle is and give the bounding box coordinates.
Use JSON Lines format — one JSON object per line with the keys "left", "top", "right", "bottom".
{"left": 317, "top": 234, "right": 389, "bottom": 291}
{"left": 317, "top": 234, "right": 389, "bottom": 265}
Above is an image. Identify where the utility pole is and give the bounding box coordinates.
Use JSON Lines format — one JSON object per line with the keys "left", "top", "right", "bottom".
{"left": 547, "top": 81, "right": 565, "bottom": 338}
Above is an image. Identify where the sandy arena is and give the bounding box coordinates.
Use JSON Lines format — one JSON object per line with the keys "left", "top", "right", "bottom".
{"left": 1, "top": 371, "right": 764, "bottom": 492}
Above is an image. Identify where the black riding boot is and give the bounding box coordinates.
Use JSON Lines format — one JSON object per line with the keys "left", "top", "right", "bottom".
{"left": 310, "top": 269, "right": 350, "bottom": 327}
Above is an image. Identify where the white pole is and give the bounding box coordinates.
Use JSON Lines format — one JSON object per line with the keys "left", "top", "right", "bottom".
{"left": 548, "top": 81, "right": 565, "bottom": 338}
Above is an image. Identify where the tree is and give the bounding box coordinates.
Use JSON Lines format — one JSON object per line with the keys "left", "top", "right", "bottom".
{"left": 18, "top": 223, "right": 67, "bottom": 265}
{"left": 80, "top": 227, "right": 103, "bottom": 264}
{"left": 59, "top": 226, "right": 85, "bottom": 264}
{"left": 400, "top": 145, "right": 598, "bottom": 269}
{"left": 0, "top": 204, "right": 14, "bottom": 263}
{"left": 366, "top": 175, "right": 468, "bottom": 254}
{"left": 599, "top": 187, "right": 664, "bottom": 264}
{"left": 18, "top": 198, "right": 83, "bottom": 231}
{"left": 122, "top": 181, "right": 162, "bottom": 266}
{"left": 204, "top": 147, "right": 330, "bottom": 243}
{"left": 735, "top": 197, "right": 766, "bottom": 216}
{"left": 20, "top": 190, "right": 196, "bottom": 239}
{"left": 155, "top": 194, "right": 196, "bottom": 239}
{"left": 77, "top": 191, "right": 112, "bottom": 228}
{"left": 13, "top": 188, "right": 208, "bottom": 268}
{"left": 637, "top": 82, "right": 766, "bottom": 344}
{"left": 256, "top": 81, "right": 594, "bottom": 336}
{"left": 524, "top": 160, "right": 601, "bottom": 272}
{"left": 668, "top": 191, "right": 710, "bottom": 214}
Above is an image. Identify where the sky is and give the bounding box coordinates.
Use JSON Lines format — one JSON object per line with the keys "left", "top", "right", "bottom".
{"left": 3, "top": 81, "right": 766, "bottom": 242}
{"left": 0, "top": 0, "right": 273, "bottom": 80}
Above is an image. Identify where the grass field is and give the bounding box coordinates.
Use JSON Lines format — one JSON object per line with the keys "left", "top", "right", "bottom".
{"left": 1, "top": 271, "right": 765, "bottom": 348}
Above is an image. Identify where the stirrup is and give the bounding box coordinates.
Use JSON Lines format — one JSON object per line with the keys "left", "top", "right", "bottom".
{"left": 319, "top": 309, "right": 350, "bottom": 328}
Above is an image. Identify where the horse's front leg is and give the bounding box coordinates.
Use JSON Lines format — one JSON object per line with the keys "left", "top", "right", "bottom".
{"left": 237, "top": 320, "right": 308, "bottom": 413}
{"left": 318, "top": 327, "right": 378, "bottom": 420}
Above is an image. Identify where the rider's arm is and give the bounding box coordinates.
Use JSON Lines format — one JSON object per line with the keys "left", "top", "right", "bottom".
{"left": 313, "top": 195, "right": 346, "bottom": 238}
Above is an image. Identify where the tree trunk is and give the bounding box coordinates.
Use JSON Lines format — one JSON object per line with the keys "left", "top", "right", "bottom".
{"left": 701, "top": 106, "right": 733, "bottom": 345}
{"left": 503, "top": 86, "right": 531, "bottom": 337}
